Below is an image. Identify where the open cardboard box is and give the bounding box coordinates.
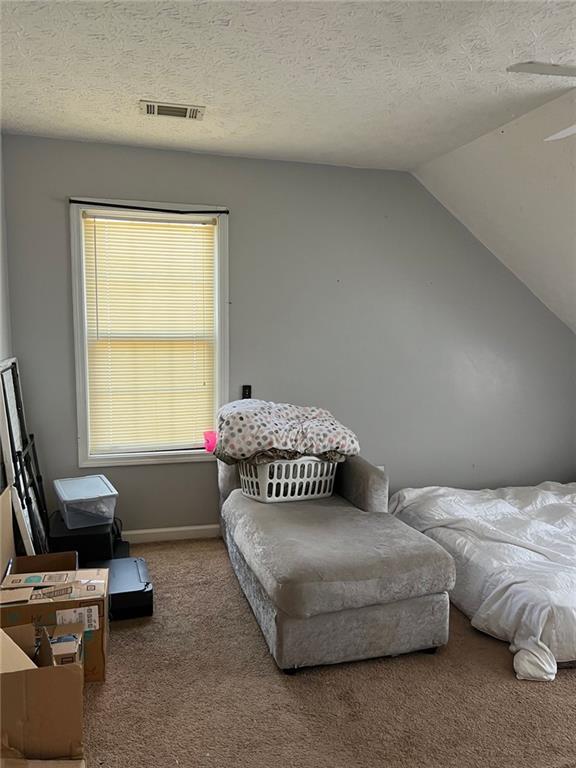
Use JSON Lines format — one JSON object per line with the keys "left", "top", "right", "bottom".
{"left": 0, "top": 489, "right": 109, "bottom": 682}
{"left": 3, "top": 551, "right": 79, "bottom": 581}
{"left": 0, "top": 624, "right": 84, "bottom": 761}
{"left": 0, "top": 490, "right": 90, "bottom": 764}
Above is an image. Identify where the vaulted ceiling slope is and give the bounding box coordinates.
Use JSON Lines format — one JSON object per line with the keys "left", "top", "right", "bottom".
{"left": 1, "top": 0, "right": 574, "bottom": 170}
{"left": 415, "top": 90, "right": 576, "bottom": 333}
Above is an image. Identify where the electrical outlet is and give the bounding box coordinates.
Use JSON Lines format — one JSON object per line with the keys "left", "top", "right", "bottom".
{"left": 241, "top": 385, "right": 252, "bottom": 399}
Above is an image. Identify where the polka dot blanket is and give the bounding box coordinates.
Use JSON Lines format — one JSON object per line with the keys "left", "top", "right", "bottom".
{"left": 214, "top": 399, "right": 360, "bottom": 465}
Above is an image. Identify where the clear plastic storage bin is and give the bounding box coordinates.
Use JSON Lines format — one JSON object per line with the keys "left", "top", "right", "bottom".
{"left": 53, "top": 475, "right": 118, "bottom": 529}
{"left": 239, "top": 457, "right": 336, "bottom": 503}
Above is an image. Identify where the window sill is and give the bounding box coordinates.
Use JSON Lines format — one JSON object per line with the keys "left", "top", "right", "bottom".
{"left": 79, "top": 450, "right": 216, "bottom": 468}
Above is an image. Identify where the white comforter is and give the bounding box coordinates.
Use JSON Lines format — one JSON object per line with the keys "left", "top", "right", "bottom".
{"left": 389, "top": 482, "right": 576, "bottom": 681}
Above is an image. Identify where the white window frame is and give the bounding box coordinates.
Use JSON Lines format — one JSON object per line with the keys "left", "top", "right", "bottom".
{"left": 70, "top": 198, "right": 229, "bottom": 467}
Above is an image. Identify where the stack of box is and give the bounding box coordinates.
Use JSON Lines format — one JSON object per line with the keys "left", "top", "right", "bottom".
{"left": 48, "top": 474, "right": 154, "bottom": 621}
{"left": 0, "top": 487, "right": 109, "bottom": 765}
{"left": 49, "top": 475, "right": 124, "bottom": 566}
{"left": 0, "top": 552, "right": 109, "bottom": 683}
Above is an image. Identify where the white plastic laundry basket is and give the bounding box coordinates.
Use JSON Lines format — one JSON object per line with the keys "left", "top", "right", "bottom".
{"left": 239, "top": 457, "right": 337, "bottom": 503}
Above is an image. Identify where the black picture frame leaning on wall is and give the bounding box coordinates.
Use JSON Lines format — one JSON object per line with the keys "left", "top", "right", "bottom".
{"left": 0, "top": 358, "right": 49, "bottom": 554}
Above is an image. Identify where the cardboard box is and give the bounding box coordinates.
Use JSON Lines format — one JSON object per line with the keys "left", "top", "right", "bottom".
{"left": 0, "top": 532, "right": 108, "bottom": 681}
{"left": 0, "top": 488, "right": 14, "bottom": 579}
{"left": 43, "top": 624, "right": 84, "bottom": 666}
{"left": 3, "top": 570, "right": 78, "bottom": 589}
{"left": 0, "top": 568, "right": 109, "bottom": 682}
{"left": 0, "top": 627, "right": 36, "bottom": 672}
{"left": 0, "top": 626, "right": 84, "bottom": 761}
{"left": 3, "top": 552, "right": 78, "bottom": 580}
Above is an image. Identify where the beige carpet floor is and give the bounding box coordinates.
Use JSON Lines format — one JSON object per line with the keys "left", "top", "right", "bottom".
{"left": 85, "top": 540, "right": 576, "bottom": 768}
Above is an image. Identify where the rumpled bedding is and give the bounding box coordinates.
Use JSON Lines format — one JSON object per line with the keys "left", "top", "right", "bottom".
{"left": 214, "top": 399, "right": 360, "bottom": 465}
{"left": 389, "top": 482, "right": 576, "bottom": 682}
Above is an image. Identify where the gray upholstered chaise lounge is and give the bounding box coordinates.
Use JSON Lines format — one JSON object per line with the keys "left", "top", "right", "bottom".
{"left": 218, "top": 456, "right": 455, "bottom": 671}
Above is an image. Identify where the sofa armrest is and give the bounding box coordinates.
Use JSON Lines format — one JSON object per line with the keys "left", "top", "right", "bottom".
{"left": 217, "top": 460, "right": 241, "bottom": 507}
{"left": 335, "top": 456, "right": 389, "bottom": 514}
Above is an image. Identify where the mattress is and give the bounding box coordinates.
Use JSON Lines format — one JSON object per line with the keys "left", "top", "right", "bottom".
{"left": 389, "top": 482, "right": 576, "bottom": 681}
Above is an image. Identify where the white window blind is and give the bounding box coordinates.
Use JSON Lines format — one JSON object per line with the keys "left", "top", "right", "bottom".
{"left": 75, "top": 205, "right": 226, "bottom": 461}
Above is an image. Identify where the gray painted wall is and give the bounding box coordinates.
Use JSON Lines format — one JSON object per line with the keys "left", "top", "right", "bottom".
{"left": 3, "top": 134, "right": 575, "bottom": 530}
{"left": 0, "top": 138, "right": 11, "bottom": 361}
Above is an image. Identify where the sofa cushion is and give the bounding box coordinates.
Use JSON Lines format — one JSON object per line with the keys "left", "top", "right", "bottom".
{"left": 221, "top": 490, "right": 455, "bottom": 619}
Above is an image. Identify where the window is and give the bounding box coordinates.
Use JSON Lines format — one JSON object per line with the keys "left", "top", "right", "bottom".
{"left": 70, "top": 199, "right": 228, "bottom": 466}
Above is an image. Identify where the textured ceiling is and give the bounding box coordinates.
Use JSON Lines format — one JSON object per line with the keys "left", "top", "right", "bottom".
{"left": 1, "top": 1, "right": 575, "bottom": 170}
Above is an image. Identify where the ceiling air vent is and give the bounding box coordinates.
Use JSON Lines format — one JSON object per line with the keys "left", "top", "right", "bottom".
{"left": 139, "top": 101, "right": 206, "bottom": 120}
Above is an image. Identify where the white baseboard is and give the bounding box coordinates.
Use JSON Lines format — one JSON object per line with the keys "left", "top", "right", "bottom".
{"left": 123, "top": 524, "right": 221, "bottom": 544}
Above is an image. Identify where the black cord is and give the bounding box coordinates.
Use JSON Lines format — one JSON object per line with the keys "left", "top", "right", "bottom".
{"left": 113, "top": 517, "right": 123, "bottom": 541}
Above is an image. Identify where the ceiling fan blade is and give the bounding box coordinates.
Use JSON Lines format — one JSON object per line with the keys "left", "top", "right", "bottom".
{"left": 544, "top": 123, "right": 576, "bottom": 142}
{"left": 507, "top": 61, "right": 576, "bottom": 77}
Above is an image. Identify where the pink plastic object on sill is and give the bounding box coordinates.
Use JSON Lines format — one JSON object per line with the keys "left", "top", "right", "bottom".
{"left": 204, "top": 431, "right": 218, "bottom": 453}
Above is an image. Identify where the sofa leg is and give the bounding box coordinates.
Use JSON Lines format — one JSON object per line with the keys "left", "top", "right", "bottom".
{"left": 282, "top": 667, "right": 299, "bottom": 675}
{"left": 421, "top": 646, "right": 439, "bottom": 654}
